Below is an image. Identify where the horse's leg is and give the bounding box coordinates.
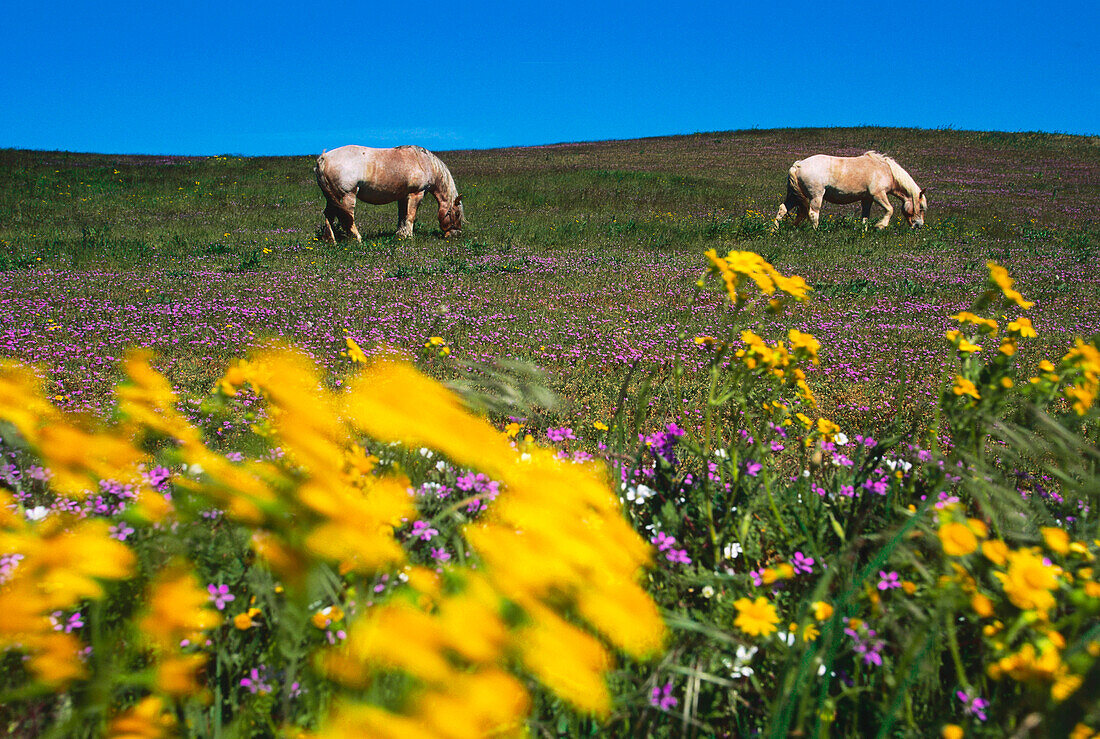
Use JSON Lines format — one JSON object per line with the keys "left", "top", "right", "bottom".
{"left": 772, "top": 201, "right": 788, "bottom": 229}
{"left": 774, "top": 186, "right": 802, "bottom": 230}
{"left": 792, "top": 201, "right": 808, "bottom": 227}
{"left": 860, "top": 198, "right": 873, "bottom": 228}
{"left": 337, "top": 193, "right": 361, "bottom": 242}
{"left": 397, "top": 192, "right": 424, "bottom": 238}
{"left": 321, "top": 200, "right": 339, "bottom": 243}
{"left": 808, "top": 194, "right": 824, "bottom": 229}
{"left": 396, "top": 197, "right": 412, "bottom": 238}
{"left": 872, "top": 191, "right": 893, "bottom": 229}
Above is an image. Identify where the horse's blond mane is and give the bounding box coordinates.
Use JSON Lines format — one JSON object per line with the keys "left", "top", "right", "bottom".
{"left": 863, "top": 151, "right": 920, "bottom": 198}
{"left": 414, "top": 147, "right": 458, "bottom": 204}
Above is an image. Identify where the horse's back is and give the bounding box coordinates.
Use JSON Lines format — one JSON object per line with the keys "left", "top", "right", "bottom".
{"left": 317, "top": 145, "right": 434, "bottom": 200}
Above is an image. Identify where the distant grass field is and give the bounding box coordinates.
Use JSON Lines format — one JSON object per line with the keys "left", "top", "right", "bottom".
{"left": 1, "top": 127, "right": 1098, "bottom": 438}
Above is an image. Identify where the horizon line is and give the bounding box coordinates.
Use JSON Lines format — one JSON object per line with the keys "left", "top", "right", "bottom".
{"left": 3, "top": 123, "right": 1097, "bottom": 159}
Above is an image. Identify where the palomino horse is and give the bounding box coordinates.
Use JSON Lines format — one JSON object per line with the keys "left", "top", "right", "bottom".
{"left": 315, "top": 145, "right": 464, "bottom": 241}
{"left": 773, "top": 151, "right": 927, "bottom": 230}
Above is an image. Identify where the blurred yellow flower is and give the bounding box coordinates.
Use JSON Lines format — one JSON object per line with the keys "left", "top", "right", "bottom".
{"left": 997, "top": 549, "right": 1059, "bottom": 613}
{"left": 734, "top": 596, "right": 780, "bottom": 637}
{"left": 987, "top": 261, "right": 1035, "bottom": 309}
{"left": 939, "top": 522, "right": 978, "bottom": 556}
{"left": 952, "top": 376, "right": 980, "bottom": 400}
{"left": 811, "top": 601, "right": 833, "bottom": 621}
{"left": 1041, "top": 527, "right": 1070, "bottom": 555}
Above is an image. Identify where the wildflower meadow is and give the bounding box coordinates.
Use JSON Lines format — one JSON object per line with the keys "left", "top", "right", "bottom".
{"left": 0, "top": 127, "right": 1098, "bottom": 737}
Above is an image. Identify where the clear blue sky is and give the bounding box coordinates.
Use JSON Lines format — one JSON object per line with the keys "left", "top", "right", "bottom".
{"left": 3, "top": 1, "right": 1096, "bottom": 155}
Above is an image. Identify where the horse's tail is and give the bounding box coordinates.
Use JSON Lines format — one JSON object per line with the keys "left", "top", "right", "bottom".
{"left": 314, "top": 151, "right": 339, "bottom": 203}
{"left": 786, "top": 161, "right": 810, "bottom": 202}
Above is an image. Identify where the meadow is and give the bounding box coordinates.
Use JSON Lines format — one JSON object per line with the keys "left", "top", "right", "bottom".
{"left": 0, "top": 128, "right": 1098, "bottom": 737}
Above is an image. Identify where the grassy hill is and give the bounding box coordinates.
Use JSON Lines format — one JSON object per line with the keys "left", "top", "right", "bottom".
{"left": 0, "top": 127, "right": 1098, "bottom": 435}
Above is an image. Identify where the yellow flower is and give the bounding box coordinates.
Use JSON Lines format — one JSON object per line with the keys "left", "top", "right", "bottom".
{"left": 987, "top": 261, "right": 1035, "bottom": 309}
{"left": 971, "top": 593, "right": 994, "bottom": 618}
{"left": 939, "top": 522, "right": 978, "bottom": 556}
{"left": 311, "top": 605, "right": 345, "bottom": 630}
{"left": 815, "top": 418, "right": 840, "bottom": 439}
{"left": 942, "top": 724, "right": 964, "bottom": 739}
{"left": 139, "top": 568, "right": 222, "bottom": 649}
{"left": 1041, "top": 527, "right": 1070, "bottom": 555}
{"left": 997, "top": 549, "right": 1059, "bottom": 613}
{"left": 156, "top": 654, "right": 207, "bottom": 696}
{"left": 107, "top": 695, "right": 177, "bottom": 739}
{"left": 592, "top": 421, "right": 608, "bottom": 431}
{"left": 952, "top": 311, "right": 998, "bottom": 334}
{"left": 1070, "top": 724, "right": 1100, "bottom": 739}
{"left": 952, "top": 376, "right": 981, "bottom": 400}
{"left": 811, "top": 601, "right": 834, "bottom": 621}
{"left": 801, "top": 623, "right": 820, "bottom": 642}
{"left": 343, "top": 337, "right": 368, "bottom": 364}
{"left": 734, "top": 596, "right": 780, "bottom": 637}
{"left": 1007, "top": 317, "right": 1037, "bottom": 337}
{"left": 788, "top": 329, "right": 821, "bottom": 362}
{"left": 999, "top": 339, "right": 1017, "bottom": 356}
{"left": 504, "top": 422, "right": 522, "bottom": 438}
{"left": 982, "top": 539, "right": 1009, "bottom": 566}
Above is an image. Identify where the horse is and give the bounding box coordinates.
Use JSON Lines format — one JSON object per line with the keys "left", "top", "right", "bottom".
{"left": 772, "top": 151, "right": 927, "bottom": 230}
{"left": 315, "top": 145, "right": 464, "bottom": 242}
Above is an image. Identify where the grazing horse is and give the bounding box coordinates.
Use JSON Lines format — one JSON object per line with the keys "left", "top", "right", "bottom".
{"left": 773, "top": 151, "right": 927, "bottom": 230}
{"left": 315, "top": 145, "right": 464, "bottom": 241}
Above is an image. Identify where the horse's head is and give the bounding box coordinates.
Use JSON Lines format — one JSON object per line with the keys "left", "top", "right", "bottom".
{"left": 904, "top": 189, "right": 928, "bottom": 228}
{"left": 438, "top": 195, "right": 464, "bottom": 237}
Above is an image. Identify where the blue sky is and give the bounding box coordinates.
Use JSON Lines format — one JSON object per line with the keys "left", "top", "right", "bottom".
{"left": 2, "top": 1, "right": 1096, "bottom": 155}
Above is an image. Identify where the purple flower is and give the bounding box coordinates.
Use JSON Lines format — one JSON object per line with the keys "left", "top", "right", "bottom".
{"left": 651, "top": 532, "right": 676, "bottom": 552}
{"left": 431, "top": 547, "right": 451, "bottom": 562}
{"left": 649, "top": 680, "right": 679, "bottom": 711}
{"left": 207, "top": 583, "right": 236, "bottom": 611}
{"left": 749, "top": 569, "right": 763, "bottom": 587}
{"left": 109, "top": 522, "right": 135, "bottom": 541}
{"left": 791, "top": 551, "right": 815, "bottom": 575}
{"left": 410, "top": 520, "right": 439, "bottom": 541}
{"left": 744, "top": 460, "right": 763, "bottom": 477}
{"left": 877, "top": 571, "right": 901, "bottom": 590}
{"left": 546, "top": 426, "right": 576, "bottom": 443}
{"left": 846, "top": 622, "right": 885, "bottom": 667}
{"left": 957, "top": 690, "right": 989, "bottom": 721}
{"left": 52, "top": 611, "right": 84, "bottom": 633}
{"left": 665, "top": 548, "right": 692, "bottom": 565}
{"left": 240, "top": 666, "right": 272, "bottom": 694}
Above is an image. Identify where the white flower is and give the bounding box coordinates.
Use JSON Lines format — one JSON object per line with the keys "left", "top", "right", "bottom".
{"left": 725, "top": 644, "right": 758, "bottom": 678}
{"left": 434, "top": 460, "right": 447, "bottom": 471}
{"left": 884, "top": 458, "right": 913, "bottom": 473}
{"left": 714, "top": 448, "right": 729, "bottom": 459}
{"left": 701, "top": 585, "right": 715, "bottom": 598}
{"left": 723, "top": 541, "right": 742, "bottom": 560}
{"left": 418, "top": 447, "right": 433, "bottom": 458}
{"left": 25, "top": 505, "right": 50, "bottom": 521}
{"left": 834, "top": 432, "right": 849, "bottom": 446}
{"left": 776, "top": 631, "right": 796, "bottom": 646}
{"left": 625, "top": 484, "right": 656, "bottom": 505}
{"left": 802, "top": 469, "right": 810, "bottom": 478}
